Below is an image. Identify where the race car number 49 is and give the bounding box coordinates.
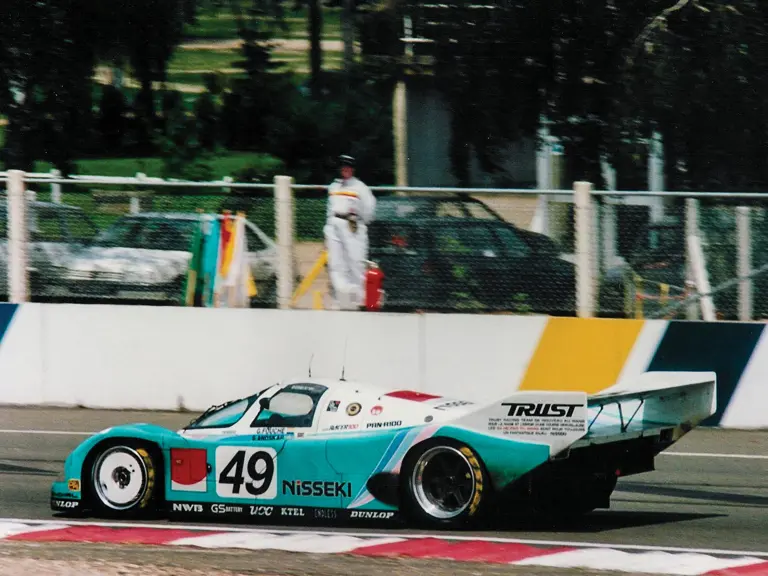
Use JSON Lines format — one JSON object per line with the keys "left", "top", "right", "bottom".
{"left": 215, "top": 446, "right": 278, "bottom": 499}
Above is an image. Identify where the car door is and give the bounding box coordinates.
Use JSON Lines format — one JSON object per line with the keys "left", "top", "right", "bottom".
{"left": 491, "top": 223, "right": 574, "bottom": 313}
{"left": 430, "top": 221, "right": 526, "bottom": 310}
{"left": 369, "top": 221, "right": 433, "bottom": 310}
{"left": 238, "top": 383, "right": 341, "bottom": 516}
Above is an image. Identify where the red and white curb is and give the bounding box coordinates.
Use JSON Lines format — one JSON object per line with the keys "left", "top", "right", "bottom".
{"left": 1, "top": 520, "right": 768, "bottom": 575}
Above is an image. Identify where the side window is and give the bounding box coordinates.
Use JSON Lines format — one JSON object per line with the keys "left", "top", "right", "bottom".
{"left": 494, "top": 226, "right": 531, "bottom": 258}
{"left": 245, "top": 226, "right": 266, "bottom": 252}
{"left": 436, "top": 202, "right": 465, "bottom": 218}
{"left": 465, "top": 202, "right": 499, "bottom": 220}
{"left": 435, "top": 225, "right": 498, "bottom": 257}
{"left": 64, "top": 210, "right": 98, "bottom": 243}
{"left": 251, "top": 383, "right": 327, "bottom": 429}
{"left": 30, "top": 207, "right": 65, "bottom": 242}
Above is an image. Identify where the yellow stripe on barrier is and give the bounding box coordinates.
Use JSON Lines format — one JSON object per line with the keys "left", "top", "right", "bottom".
{"left": 518, "top": 317, "right": 645, "bottom": 394}
{"left": 291, "top": 250, "right": 329, "bottom": 308}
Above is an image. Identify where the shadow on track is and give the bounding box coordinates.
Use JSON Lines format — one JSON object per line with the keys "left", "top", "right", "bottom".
{"left": 0, "top": 462, "right": 57, "bottom": 477}
{"left": 617, "top": 482, "right": 768, "bottom": 508}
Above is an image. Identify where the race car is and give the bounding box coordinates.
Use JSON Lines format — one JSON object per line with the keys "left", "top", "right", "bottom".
{"left": 50, "top": 370, "right": 716, "bottom": 528}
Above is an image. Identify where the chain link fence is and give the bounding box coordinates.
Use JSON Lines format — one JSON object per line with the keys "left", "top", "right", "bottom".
{"left": 2, "top": 169, "right": 767, "bottom": 320}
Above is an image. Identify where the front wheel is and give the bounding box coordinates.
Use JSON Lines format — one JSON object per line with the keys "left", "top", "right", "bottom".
{"left": 401, "top": 439, "right": 490, "bottom": 529}
{"left": 85, "top": 442, "right": 161, "bottom": 518}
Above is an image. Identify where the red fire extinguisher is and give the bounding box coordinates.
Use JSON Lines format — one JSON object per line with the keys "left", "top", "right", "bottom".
{"left": 364, "top": 261, "right": 385, "bottom": 311}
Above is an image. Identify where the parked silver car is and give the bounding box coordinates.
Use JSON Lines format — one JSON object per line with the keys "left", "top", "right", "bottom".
{"left": 0, "top": 199, "right": 98, "bottom": 300}
{"left": 48, "top": 212, "right": 287, "bottom": 307}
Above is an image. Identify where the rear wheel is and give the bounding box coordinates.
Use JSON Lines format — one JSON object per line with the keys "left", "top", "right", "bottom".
{"left": 401, "top": 439, "right": 490, "bottom": 528}
{"left": 85, "top": 441, "right": 161, "bottom": 518}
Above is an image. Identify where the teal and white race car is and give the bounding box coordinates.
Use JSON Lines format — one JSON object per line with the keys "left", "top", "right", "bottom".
{"left": 50, "top": 371, "right": 716, "bottom": 528}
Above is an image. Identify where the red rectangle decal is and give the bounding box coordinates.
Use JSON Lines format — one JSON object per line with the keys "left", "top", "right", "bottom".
{"left": 170, "top": 448, "right": 208, "bottom": 489}
{"left": 385, "top": 390, "right": 442, "bottom": 402}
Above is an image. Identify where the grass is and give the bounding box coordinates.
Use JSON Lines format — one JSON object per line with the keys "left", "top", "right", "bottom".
{"left": 27, "top": 152, "right": 327, "bottom": 241}
{"left": 182, "top": 8, "right": 342, "bottom": 41}
{"left": 33, "top": 152, "right": 281, "bottom": 179}
{"left": 168, "top": 49, "right": 243, "bottom": 72}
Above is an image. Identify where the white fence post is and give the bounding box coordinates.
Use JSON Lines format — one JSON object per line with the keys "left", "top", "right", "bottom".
{"left": 687, "top": 233, "right": 716, "bottom": 321}
{"left": 685, "top": 198, "right": 700, "bottom": 320}
{"left": 574, "top": 181, "right": 596, "bottom": 318}
{"left": 7, "top": 170, "right": 29, "bottom": 303}
{"left": 737, "top": 206, "right": 752, "bottom": 321}
{"left": 274, "top": 175, "right": 294, "bottom": 310}
{"left": 132, "top": 173, "right": 144, "bottom": 214}
{"left": 50, "top": 169, "right": 62, "bottom": 203}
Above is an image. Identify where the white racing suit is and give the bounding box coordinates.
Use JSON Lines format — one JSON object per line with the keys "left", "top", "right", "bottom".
{"left": 323, "top": 176, "right": 377, "bottom": 310}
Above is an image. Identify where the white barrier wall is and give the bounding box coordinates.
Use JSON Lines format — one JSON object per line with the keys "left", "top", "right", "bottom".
{"left": 0, "top": 303, "right": 766, "bottom": 428}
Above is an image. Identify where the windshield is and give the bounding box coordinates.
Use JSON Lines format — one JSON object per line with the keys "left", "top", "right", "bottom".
{"left": 184, "top": 385, "right": 276, "bottom": 430}
{"left": 376, "top": 198, "right": 500, "bottom": 221}
{"left": 93, "top": 218, "right": 199, "bottom": 251}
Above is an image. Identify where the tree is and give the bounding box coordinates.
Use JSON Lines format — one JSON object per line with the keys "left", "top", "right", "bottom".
{"left": 396, "top": 0, "right": 768, "bottom": 190}
{"left": 0, "top": 0, "right": 102, "bottom": 172}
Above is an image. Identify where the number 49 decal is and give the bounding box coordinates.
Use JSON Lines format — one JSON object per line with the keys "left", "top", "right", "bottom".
{"left": 215, "top": 446, "right": 277, "bottom": 499}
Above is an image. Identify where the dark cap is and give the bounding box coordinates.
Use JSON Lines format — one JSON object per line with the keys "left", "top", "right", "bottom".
{"left": 339, "top": 154, "right": 355, "bottom": 167}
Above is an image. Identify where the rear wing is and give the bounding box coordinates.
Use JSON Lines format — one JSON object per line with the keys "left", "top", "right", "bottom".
{"left": 585, "top": 371, "right": 717, "bottom": 441}
{"left": 451, "top": 371, "right": 716, "bottom": 457}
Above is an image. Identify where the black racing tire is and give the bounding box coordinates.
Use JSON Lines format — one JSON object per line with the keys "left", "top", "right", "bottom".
{"left": 400, "top": 438, "right": 491, "bottom": 529}
{"left": 83, "top": 440, "right": 163, "bottom": 519}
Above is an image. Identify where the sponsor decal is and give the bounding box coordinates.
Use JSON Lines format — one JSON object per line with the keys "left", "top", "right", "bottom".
{"left": 282, "top": 479, "right": 352, "bottom": 498}
{"left": 67, "top": 479, "right": 80, "bottom": 492}
{"left": 370, "top": 405, "right": 383, "bottom": 416}
{"left": 365, "top": 420, "right": 402, "bottom": 429}
{"left": 502, "top": 402, "right": 582, "bottom": 418}
{"left": 433, "top": 400, "right": 473, "bottom": 411}
{"left": 172, "top": 502, "right": 204, "bottom": 513}
{"left": 288, "top": 383, "right": 327, "bottom": 393}
{"left": 250, "top": 505, "right": 274, "bottom": 516}
{"left": 346, "top": 402, "right": 361, "bottom": 416}
{"left": 314, "top": 508, "right": 338, "bottom": 519}
{"left": 492, "top": 402, "right": 586, "bottom": 436}
{"left": 256, "top": 434, "right": 285, "bottom": 441}
{"left": 326, "top": 424, "right": 359, "bottom": 431}
{"left": 349, "top": 510, "right": 396, "bottom": 520}
{"left": 327, "top": 400, "right": 340, "bottom": 412}
{"left": 252, "top": 427, "right": 286, "bottom": 435}
{"left": 211, "top": 503, "right": 244, "bottom": 514}
{"left": 51, "top": 499, "right": 79, "bottom": 510}
{"left": 215, "top": 446, "right": 278, "bottom": 499}
{"left": 162, "top": 503, "right": 397, "bottom": 523}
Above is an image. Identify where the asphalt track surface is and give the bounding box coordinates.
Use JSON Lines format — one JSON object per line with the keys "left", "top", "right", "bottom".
{"left": 1, "top": 407, "right": 767, "bottom": 574}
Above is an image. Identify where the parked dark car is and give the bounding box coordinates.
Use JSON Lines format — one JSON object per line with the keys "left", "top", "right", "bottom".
{"left": 374, "top": 193, "right": 507, "bottom": 222}
{"left": 368, "top": 209, "right": 576, "bottom": 315}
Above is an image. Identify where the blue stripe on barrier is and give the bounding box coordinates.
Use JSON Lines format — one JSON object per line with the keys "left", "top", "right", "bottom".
{"left": 0, "top": 304, "right": 19, "bottom": 348}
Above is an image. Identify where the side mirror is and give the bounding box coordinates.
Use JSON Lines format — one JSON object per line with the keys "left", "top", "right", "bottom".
{"left": 259, "top": 397, "right": 270, "bottom": 410}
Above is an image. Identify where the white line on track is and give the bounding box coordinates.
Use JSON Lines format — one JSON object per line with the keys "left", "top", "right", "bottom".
{"left": 657, "top": 451, "right": 768, "bottom": 460}
{"left": 1, "top": 517, "right": 767, "bottom": 558}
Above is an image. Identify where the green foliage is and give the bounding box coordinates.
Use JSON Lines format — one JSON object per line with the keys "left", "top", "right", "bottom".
{"left": 398, "top": 0, "right": 768, "bottom": 191}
